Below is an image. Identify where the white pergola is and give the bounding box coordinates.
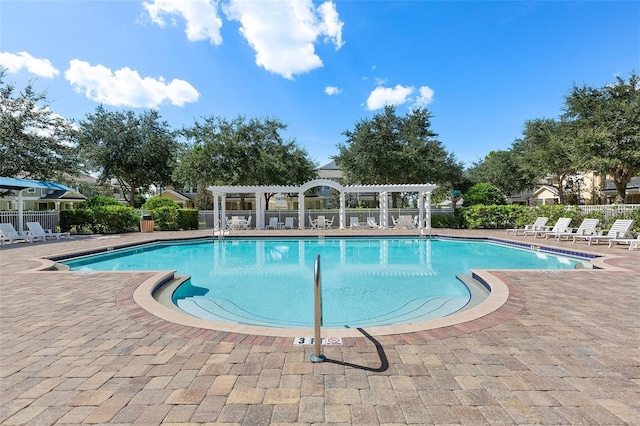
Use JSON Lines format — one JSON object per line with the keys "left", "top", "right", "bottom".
{"left": 208, "top": 179, "right": 437, "bottom": 230}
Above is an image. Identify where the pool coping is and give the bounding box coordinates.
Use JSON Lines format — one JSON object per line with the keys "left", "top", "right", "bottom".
{"left": 26, "top": 234, "right": 631, "bottom": 338}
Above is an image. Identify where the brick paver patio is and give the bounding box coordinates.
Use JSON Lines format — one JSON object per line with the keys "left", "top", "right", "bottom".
{"left": 1, "top": 228, "right": 638, "bottom": 425}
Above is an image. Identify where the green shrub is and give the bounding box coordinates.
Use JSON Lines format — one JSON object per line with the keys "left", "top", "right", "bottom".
{"left": 142, "top": 196, "right": 179, "bottom": 211}
{"left": 177, "top": 209, "right": 200, "bottom": 230}
{"left": 78, "top": 195, "right": 121, "bottom": 209}
{"left": 142, "top": 197, "right": 180, "bottom": 230}
{"left": 459, "top": 204, "right": 525, "bottom": 229}
{"left": 462, "top": 183, "right": 506, "bottom": 207}
{"left": 90, "top": 205, "right": 139, "bottom": 234}
{"left": 430, "top": 213, "right": 462, "bottom": 228}
{"left": 61, "top": 204, "right": 138, "bottom": 234}
{"left": 59, "top": 209, "right": 94, "bottom": 233}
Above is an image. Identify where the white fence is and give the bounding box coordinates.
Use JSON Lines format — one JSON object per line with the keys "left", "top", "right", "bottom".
{"left": 0, "top": 211, "right": 60, "bottom": 232}
{"left": 578, "top": 205, "right": 640, "bottom": 222}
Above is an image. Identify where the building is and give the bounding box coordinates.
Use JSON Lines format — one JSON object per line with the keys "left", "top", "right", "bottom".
{"left": 0, "top": 181, "right": 86, "bottom": 211}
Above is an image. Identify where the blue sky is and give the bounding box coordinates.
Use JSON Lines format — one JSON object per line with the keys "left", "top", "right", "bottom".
{"left": 1, "top": 1, "right": 638, "bottom": 169}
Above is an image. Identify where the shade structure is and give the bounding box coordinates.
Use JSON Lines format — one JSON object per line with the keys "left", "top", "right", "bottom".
{"left": 0, "top": 177, "right": 74, "bottom": 231}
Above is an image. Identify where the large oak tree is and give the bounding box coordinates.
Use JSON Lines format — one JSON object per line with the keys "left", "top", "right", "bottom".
{"left": 174, "top": 115, "right": 317, "bottom": 209}
{"left": 563, "top": 72, "right": 640, "bottom": 203}
{"left": 77, "top": 106, "right": 179, "bottom": 206}
{"left": 333, "top": 105, "right": 462, "bottom": 206}
{"left": 0, "top": 69, "right": 78, "bottom": 180}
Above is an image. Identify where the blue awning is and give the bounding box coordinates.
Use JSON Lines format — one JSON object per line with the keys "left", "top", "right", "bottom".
{"left": 0, "top": 177, "right": 73, "bottom": 192}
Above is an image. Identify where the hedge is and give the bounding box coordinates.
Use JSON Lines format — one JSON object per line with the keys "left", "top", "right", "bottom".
{"left": 457, "top": 204, "right": 612, "bottom": 230}
{"left": 60, "top": 205, "right": 139, "bottom": 234}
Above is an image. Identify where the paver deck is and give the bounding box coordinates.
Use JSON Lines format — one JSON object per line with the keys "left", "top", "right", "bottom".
{"left": 1, "top": 228, "right": 638, "bottom": 425}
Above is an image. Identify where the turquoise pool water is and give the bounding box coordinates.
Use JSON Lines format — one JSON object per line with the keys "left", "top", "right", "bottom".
{"left": 63, "top": 238, "right": 584, "bottom": 328}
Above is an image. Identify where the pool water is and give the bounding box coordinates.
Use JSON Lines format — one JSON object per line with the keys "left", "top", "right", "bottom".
{"left": 63, "top": 238, "right": 584, "bottom": 328}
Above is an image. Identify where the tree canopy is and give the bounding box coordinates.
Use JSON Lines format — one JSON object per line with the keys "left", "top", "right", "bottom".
{"left": 0, "top": 69, "right": 78, "bottom": 180}
{"left": 466, "top": 149, "right": 537, "bottom": 197}
{"left": 563, "top": 71, "right": 640, "bottom": 203}
{"left": 77, "top": 106, "right": 179, "bottom": 206}
{"left": 515, "top": 118, "right": 578, "bottom": 204}
{"left": 462, "top": 182, "right": 507, "bottom": 207}
{"left": 174, "top": 115, "right": 317, "bottom": 208}
{"left": 333, "top": 105, "right": 463, "bottom": 206}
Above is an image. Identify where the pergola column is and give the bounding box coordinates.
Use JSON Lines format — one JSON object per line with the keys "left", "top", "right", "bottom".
{"left": 213, "top": 193, "right": 220, "bottom": 230}
{"left": 255, "top": 192, "right": 264, "bottom": 229}
{"left": 425, "top": 191, "right": 432, "bottom": 229}
{"left": 380, "top": 191, "right": 388, "bottom": 229}
{"left": 418, "top": 192, "right": 425, "bottom": 229}
{"left": 220, "top": 195, "right": 226, "bottom": 229}
{"left": 339, "top": 192, "right": 346, "bottom": 229}
{"left": 297, "top": 192, "right": 305, "bottom": 229}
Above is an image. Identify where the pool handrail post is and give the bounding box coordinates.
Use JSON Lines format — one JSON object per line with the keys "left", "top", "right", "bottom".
{"left": 310, "top": 254, "right": 326, "bottom": 363}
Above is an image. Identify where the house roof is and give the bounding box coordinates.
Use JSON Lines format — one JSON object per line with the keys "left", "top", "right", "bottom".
{"left": 316, "top": 161, "right": 344, "bottom": 180}
{"left": 531, "top": 185, "right": 559, "bottom": 198}
{"left": 0, "top": 177, "right": 73, "bottom": 192}
{"left": 39, "top": 189, "right": 86, "bottom": 201}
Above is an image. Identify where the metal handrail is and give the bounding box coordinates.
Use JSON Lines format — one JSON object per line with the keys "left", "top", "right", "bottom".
{"left": 310, "top": 254, "right": 326, "bottom": 362}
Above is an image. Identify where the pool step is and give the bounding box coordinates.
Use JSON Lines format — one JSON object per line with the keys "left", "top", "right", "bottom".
{"left": 177, "top": 294, "right": 470, "bottom": 328}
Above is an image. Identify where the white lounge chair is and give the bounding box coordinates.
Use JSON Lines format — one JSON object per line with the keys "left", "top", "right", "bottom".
{"left": 349, "top": 217, "right": 362, "bottom": 229}
{"left": 0, "top": 223, "right": 34, "bottom": 245}
{"left": 26, "top": 222, "right": 71, "bottom": 240}
{"left": 367, "top": 217, "right": 379, "bottom": 229}
{"left": 284, "top": 217, "right": 294, "bottom": 229}
{"left": 524, "top": 218, "right": 571, "bottom": 238}
{"left": 506, "top": 217, "right": 549, "bottom": 235}
{"left": 576, "top": 219, "right": 635, "bottom": 245}
{"left": 266, "top": 217, "right": 279, "bottom": 229}
{"left": 545, "top": 218, "right": 599, "bottom": 241}
{"left": 608, "top": 234, "right": 640, "bottom": 250}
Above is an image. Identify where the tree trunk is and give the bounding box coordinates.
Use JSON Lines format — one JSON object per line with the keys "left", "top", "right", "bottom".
{"left": 611, "top": 166, "right": 631, "bottom": 204}
{"left": 128, "top": 179, "right": 137, "bottom": 207}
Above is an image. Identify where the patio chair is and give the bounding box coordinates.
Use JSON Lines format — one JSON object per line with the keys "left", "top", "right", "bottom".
{"left": 308, "top": 216, "right": 318, "bottom": 229}
{"left": 505, "top": 217, "right": 549, "bottom": 235}
{"left": 325, "top": 216, "right": 334, "bottom": 229}
{"left": 229, "top": 216, "right": 243, "bottom": 230}
{"left": 545, "top": 218, "right": 599, "bottom": 241}
{"left": 0, "top": 223, "right": 34, "bottom": 245}
{"left": 242, "top": 216, "right": 252, "bottom": 230}
{"left": 576, "top": 219, "right": 635, "bottom": 245}
{"left": 367, "top": 217, "right": 379, "bottom": 229}
{"left": 266, "top": 217, "right": 279, "bottom": 230}
{"left": 316, "top": 216, "right": 327, "bottom": 229}
{"left": 26, "top": 222, "right": 71, "bottom": 240}
{"left": 524, "top": 217, "right": 572, "bottom": 238}
{"left": 349, "top": 217, "right": 362, "bottom": 229}
{"left": 284, "top": 217, "right": 295, "bottom": 229}
{"left": 608, "top": 234, "right": 640, "bottom": 251}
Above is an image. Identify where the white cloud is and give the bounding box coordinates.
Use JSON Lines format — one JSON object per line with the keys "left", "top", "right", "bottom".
{"left": 366, "top": 84, "right": 414, "bottom": 110}
{"left": 143, "top": 0, "right": 223, "bottom": 45}
{"left": 366, "top": 84, "right": 435, "bottom": 110}
{"left": 413, "top": 85, "right": 435, "bottom": 108}
{"left": 0, "top": 51, "right": 59, "bottom": 78}
{"left": 64, "top": 60, "right": 200, "bottom": 108}
{"left": 325, "top": 86, "right": 341, "bottom": 95}
{"left": 224, "top": 0, "right": 344, "bottom": 79}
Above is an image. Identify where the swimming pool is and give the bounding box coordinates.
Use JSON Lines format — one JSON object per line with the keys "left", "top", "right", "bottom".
{"left": 62, "top": 237, "right": 586, "bottom": 329}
